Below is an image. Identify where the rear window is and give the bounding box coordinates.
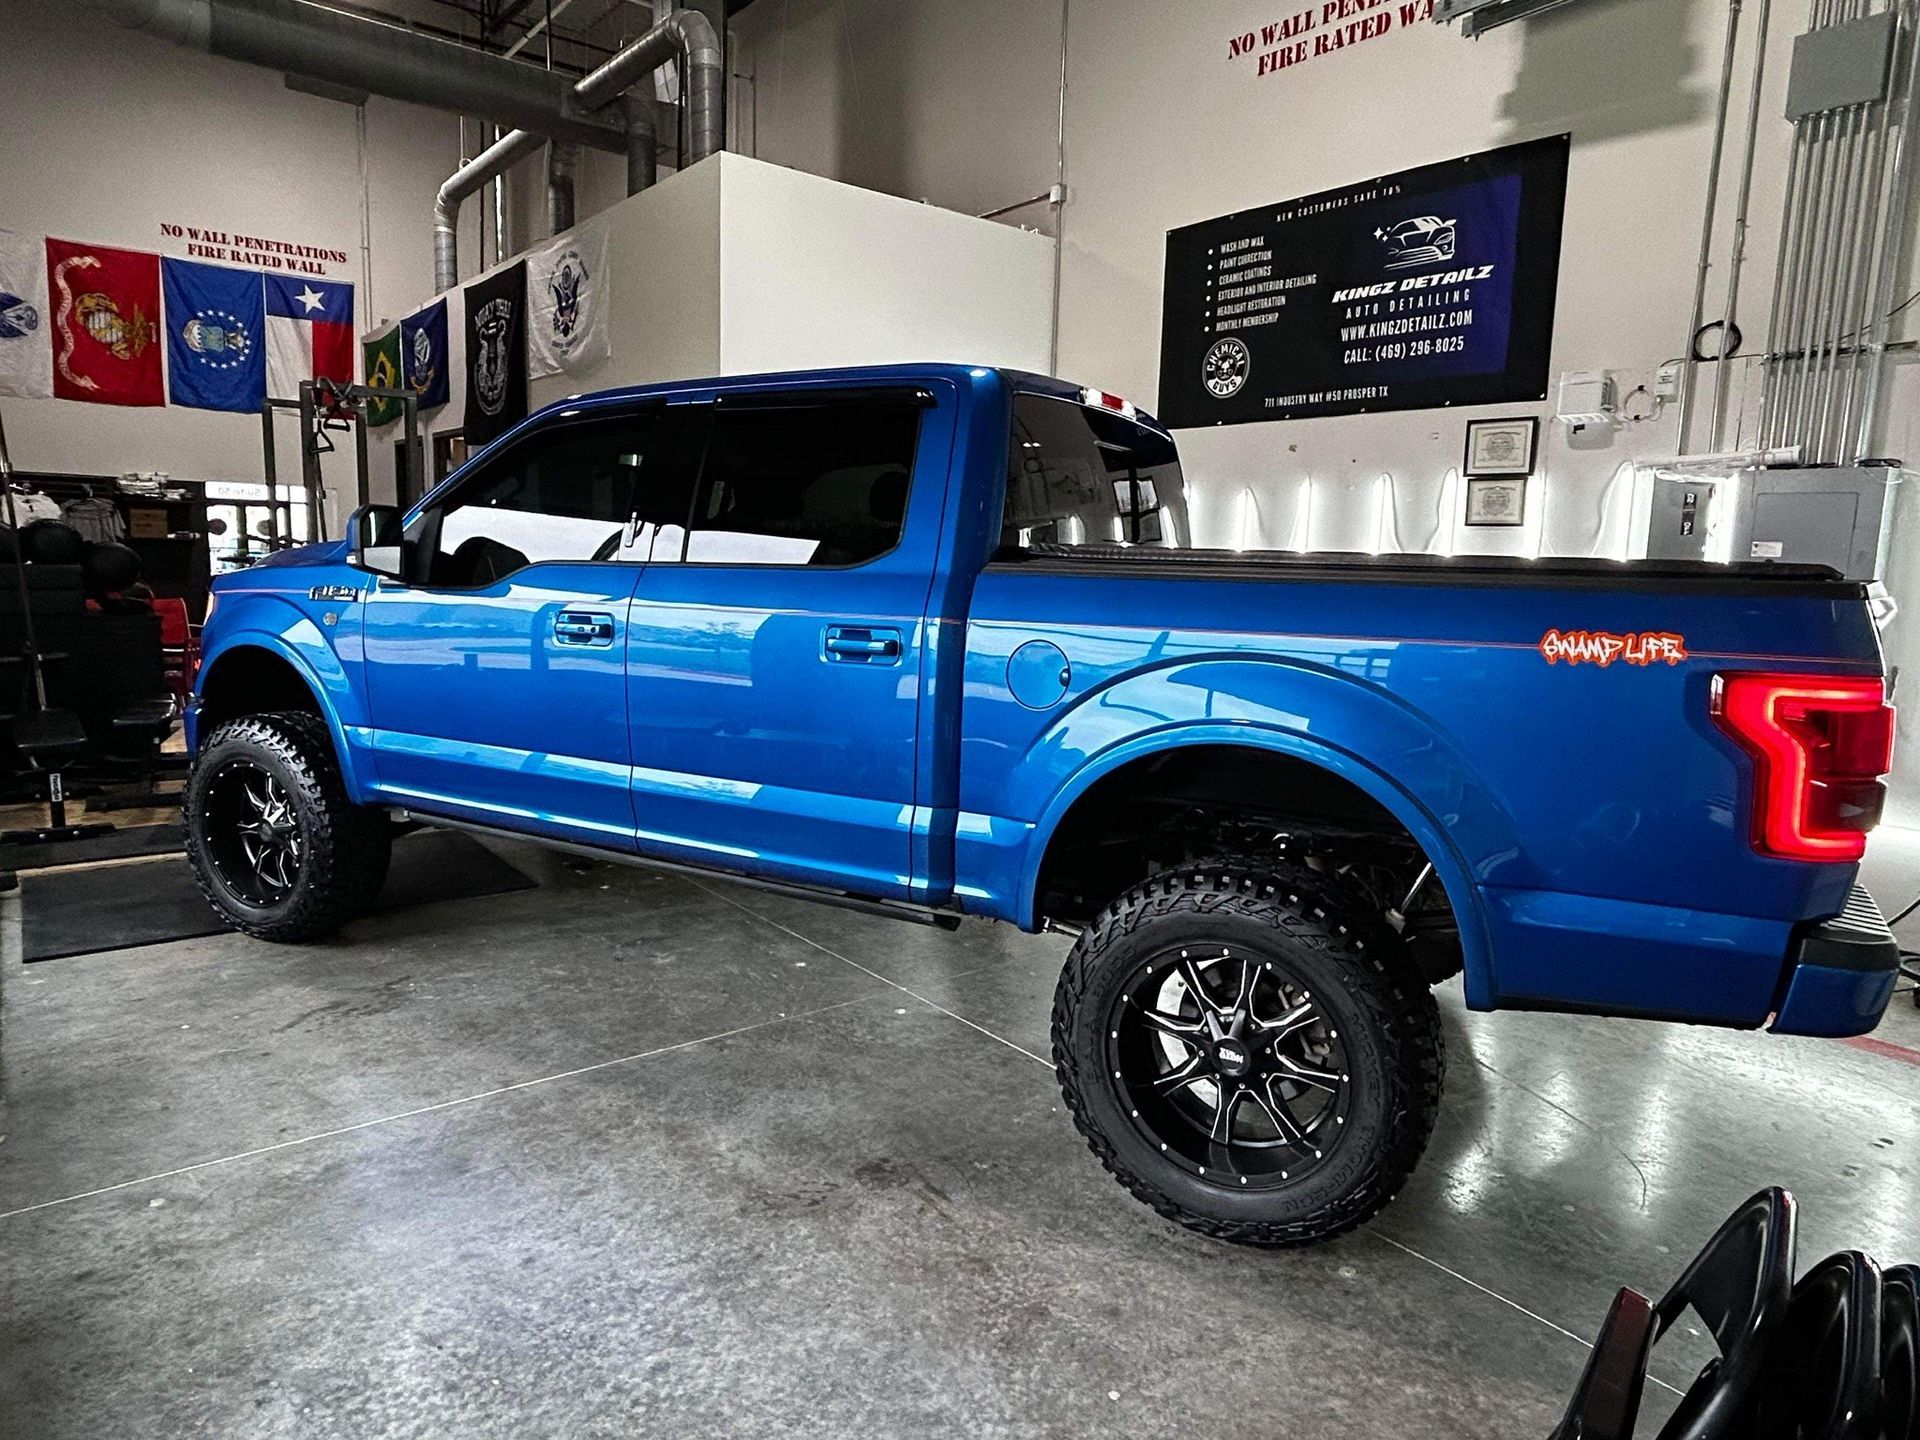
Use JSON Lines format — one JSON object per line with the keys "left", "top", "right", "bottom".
{"left": 686, "top": 399, "right": 921, "bottom": 567}
{"left": 1003, "top": 393, "right": 1189, "bottom": 551}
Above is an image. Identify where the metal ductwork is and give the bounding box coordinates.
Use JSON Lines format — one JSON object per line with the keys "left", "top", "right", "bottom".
{"left": 431, "top": 9, "right": 723, "bottom": 293}
{"left": 78, "top": 0, "right": 630, "bottom": 153}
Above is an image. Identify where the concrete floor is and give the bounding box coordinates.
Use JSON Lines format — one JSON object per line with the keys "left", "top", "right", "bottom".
{"left": 3, "top": 832, "right": 1920, "bottom": 1438}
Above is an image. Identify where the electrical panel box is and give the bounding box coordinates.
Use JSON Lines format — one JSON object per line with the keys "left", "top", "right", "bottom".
{"left": 1730, "top": 466, "right": 1898, "bottom": 580}
{"left": 1645, "top": 476, "right": 1718, "bottom": 562}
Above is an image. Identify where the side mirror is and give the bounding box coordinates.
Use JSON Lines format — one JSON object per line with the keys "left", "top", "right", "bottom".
{"left": 348, "top": 504, "right": 407, "bottom": 581}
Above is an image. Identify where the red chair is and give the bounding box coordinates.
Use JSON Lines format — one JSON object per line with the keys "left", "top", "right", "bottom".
{"left": 153, "top": 597, "right": 197, "bottom": 701}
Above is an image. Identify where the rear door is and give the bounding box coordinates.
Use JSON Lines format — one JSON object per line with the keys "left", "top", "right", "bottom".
{"left": 624, "top": 382, "right": 954, "bottom": 898}
{"left": 361, "top": 407, "right": 687, "bottom": 846}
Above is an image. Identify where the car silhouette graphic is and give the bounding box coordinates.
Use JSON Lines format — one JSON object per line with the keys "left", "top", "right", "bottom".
{"left": 1378, "top": 215, "right": 1457, "bottom": 271}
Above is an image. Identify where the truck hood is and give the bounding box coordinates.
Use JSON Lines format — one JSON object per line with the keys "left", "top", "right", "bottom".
{"left": 217, "top": 538, "right": 352, "bottom": 580}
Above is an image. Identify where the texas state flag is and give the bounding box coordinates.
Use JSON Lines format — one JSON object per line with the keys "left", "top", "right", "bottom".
{"left": 264, "top": 273, "right": 354, "bottom": 399}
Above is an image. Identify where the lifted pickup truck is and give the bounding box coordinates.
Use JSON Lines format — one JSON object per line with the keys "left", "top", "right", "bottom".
{"left": 184, "top": 363, "right": 1902, "bottom": 1246}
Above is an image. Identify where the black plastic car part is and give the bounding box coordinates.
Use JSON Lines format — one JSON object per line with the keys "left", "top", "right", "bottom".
{"left": 1550, "top": 1286, "right": 1658, "bottom": 1440}
{"left": 1749, "top": 1251, "right": 1883, "bottom": 1439}
{"left": 1881, "top": 1267, "right": 1919, "bottom": 1440}
{"left": 1651, "top": 1188, "right": 1800, "bottom": 1440}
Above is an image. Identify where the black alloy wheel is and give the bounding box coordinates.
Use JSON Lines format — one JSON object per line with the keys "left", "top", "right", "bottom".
{"left": 184, "top": 711, "right": 392, "bottom": 943}
{"left": 1110, "top": 945, "right": 1349, "bottom": 1188}
{"left": 1053, "top": 859, "right": 1444, "bottom": 1247}
{"left": 201, "top": 758, "right": 306, "bottom": 905}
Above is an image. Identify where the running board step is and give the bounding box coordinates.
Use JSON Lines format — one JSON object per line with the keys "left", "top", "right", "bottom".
{"left": 394, "top": 810, "right": 964, "bottom": 930}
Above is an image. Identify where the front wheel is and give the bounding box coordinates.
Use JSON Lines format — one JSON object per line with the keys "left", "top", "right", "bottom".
{"left": 185, "top": 712, "right": 392, "bottom": 943}
{"left": 1052, "top": 859, "right": 1444, "bottom": 1247}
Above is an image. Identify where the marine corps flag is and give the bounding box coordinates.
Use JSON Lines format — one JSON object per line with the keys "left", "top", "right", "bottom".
{"left": 45, "top": 237, "right": 163, "bottom": 406}
{"left": 362, "top": 324, "right": 404, "bottom": 427}
{"left": 463, "top": 261, "right": 527, "bottom": 448}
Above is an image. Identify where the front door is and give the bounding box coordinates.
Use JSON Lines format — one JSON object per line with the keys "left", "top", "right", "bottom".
{"left": 625, "top": 384, "right": 954, "bottom": 899}
{"left": 361, "top": 407, "right": 685, "bottom": 847}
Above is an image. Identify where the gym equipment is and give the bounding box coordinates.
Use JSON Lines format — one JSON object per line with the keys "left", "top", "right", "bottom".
{"left": 258, "top": 378, "right": 421, "bottom": 547}
{"left": 0, "top": 406, "right": 111, "bottom": 849}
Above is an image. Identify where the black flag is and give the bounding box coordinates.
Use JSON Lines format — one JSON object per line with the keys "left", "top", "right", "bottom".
{"left": 462, "top": 260, "right": 528, "bottom": 447}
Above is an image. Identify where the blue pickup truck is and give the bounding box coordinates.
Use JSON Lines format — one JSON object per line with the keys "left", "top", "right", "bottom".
{"left": 183, "top": 363, "right": 1901, "bottom": 1246}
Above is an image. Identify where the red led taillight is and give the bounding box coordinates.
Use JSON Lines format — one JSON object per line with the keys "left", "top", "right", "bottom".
{"left": 1712, "top": 673, "right": 1895, "bottom": 861}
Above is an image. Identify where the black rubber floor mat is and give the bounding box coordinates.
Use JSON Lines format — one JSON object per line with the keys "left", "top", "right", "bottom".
{"left": 20, "top": 829, "right": 537, "bottom": 963}
{"left": 0, "top": 822, "right": 185, "bottom": 873}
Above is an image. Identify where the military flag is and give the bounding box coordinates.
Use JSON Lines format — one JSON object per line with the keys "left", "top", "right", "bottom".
{"left": 45, "top": 237, "right": 163, "bottom": 406}
{"left": 462, "top": 262, "right": 527, "bottom": 448}
{"left": 399, "top": 297, "right": 449, "bottom": 410}
{"left": 162, "top": 258, "right": 265, "bottom": 413}
{"left": 0, "top": 229, "right": 51, "bottom": 399}
{"left": 527, "top": 220, "right": 610, "bottom": 379}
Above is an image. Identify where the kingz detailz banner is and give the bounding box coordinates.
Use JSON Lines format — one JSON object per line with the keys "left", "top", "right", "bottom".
{"left": 1156, "top": 134, "right": 1569, "bottom": 428}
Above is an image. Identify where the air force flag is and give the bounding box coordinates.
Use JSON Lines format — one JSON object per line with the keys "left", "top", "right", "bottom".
{"left": 163, "top": 258, "right": 265, "bottom": 413}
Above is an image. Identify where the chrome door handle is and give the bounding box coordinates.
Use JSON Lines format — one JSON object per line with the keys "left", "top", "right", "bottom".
{"left": 554, "top": 610, "right": 616, "bottom": 647}
{"left": 823, "top": 625, "right": 903, "bottom": 663}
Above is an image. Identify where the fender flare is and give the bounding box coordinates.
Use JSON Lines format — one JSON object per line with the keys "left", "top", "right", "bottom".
{"left": 198, "top": 620, "right": 370, "bottom": 800}
{"left": 1021, "top": 721, "right": 1498, "bottom": 1009}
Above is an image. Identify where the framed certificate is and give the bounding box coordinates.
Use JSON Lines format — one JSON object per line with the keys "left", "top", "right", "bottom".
{"left": 1463, "top": 416, "right": 1540, "bottom": 476}
{"left": 1464, "top": 476, "right": 1527, "bottom": 527}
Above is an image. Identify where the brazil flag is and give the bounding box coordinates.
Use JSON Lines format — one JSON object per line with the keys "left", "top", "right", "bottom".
{"left": 362, "top": 325, "right": 405, "bottom": 427}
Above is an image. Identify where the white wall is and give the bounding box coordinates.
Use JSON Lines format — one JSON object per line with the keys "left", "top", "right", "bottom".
{"left": 729, "top": 0, "right": 1064, "bottom": 231}
{"left": 716, "top": 155, "right": 1053, "bottom": 374}
{"left": 364, "top": 151, "right": 1053, "bottom": 501}
{"left": 720, "top": 0, "right": 1920, "bottom": 551}
{"left": 0, "top": 0, "right": 469, "bottom": 527}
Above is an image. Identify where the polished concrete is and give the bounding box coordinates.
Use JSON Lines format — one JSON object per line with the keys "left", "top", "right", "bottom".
{"left": 3, "top": 831, "right": 1919, "bottom": 1438}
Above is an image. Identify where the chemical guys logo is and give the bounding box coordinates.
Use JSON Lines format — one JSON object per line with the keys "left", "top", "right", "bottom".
{"left": 1202, "top": 336, "right": 1251, "bottom": 398}
{"left": 1540, "top": 630, "right": 1690, "bottom": 667}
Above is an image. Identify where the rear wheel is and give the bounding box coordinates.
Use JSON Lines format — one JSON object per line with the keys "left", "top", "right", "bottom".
{"left": 1052, "top": 858, "right": 1443, "bottom": 1247}
{"left": 185, "top": 712, "right": 391, "bottom": 943}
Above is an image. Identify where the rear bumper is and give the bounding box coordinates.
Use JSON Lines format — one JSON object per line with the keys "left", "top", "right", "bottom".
{"left": 1482, "top": 880, "right": 1898, "bottom": 1036}
{"left": 1770, "top": 885, "right": 1901, "bottom": 1037}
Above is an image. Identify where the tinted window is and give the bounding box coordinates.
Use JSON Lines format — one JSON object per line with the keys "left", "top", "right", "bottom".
{"left": 425, "top": 412, "right": 690, "bottom": 585}
{"left": 685, "top": 399, "right": 921, "bottom": 567}
{"left": 1003, "top": 394, "right": 1188, "bottom": 550}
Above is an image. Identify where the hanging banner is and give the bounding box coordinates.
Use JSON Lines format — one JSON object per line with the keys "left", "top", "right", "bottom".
{"left": 45, "top": 237, "right": 163, "bottom": 407}
{"left": 527, "top": 219, "right": 611, "bottom": 379}
{"left": 362, "top": 324, "right": 405, "bottom": 427}
{"left": 162, "top": 258, "right": 266, "bottom": 413}
{"left": 1156, "top": 134, "right": 1570, "bottom": 428}
{"left": 463, "top": 261, "right": 527, "bottom": 447}
{"left": 0, "top": 230, "right": 51, "bottom": 399}
{"left": 400, "top": 297, "right": 451, "bottom": 411}
{"left": 264, "top": 273, "right": 355, "bottom": 399}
